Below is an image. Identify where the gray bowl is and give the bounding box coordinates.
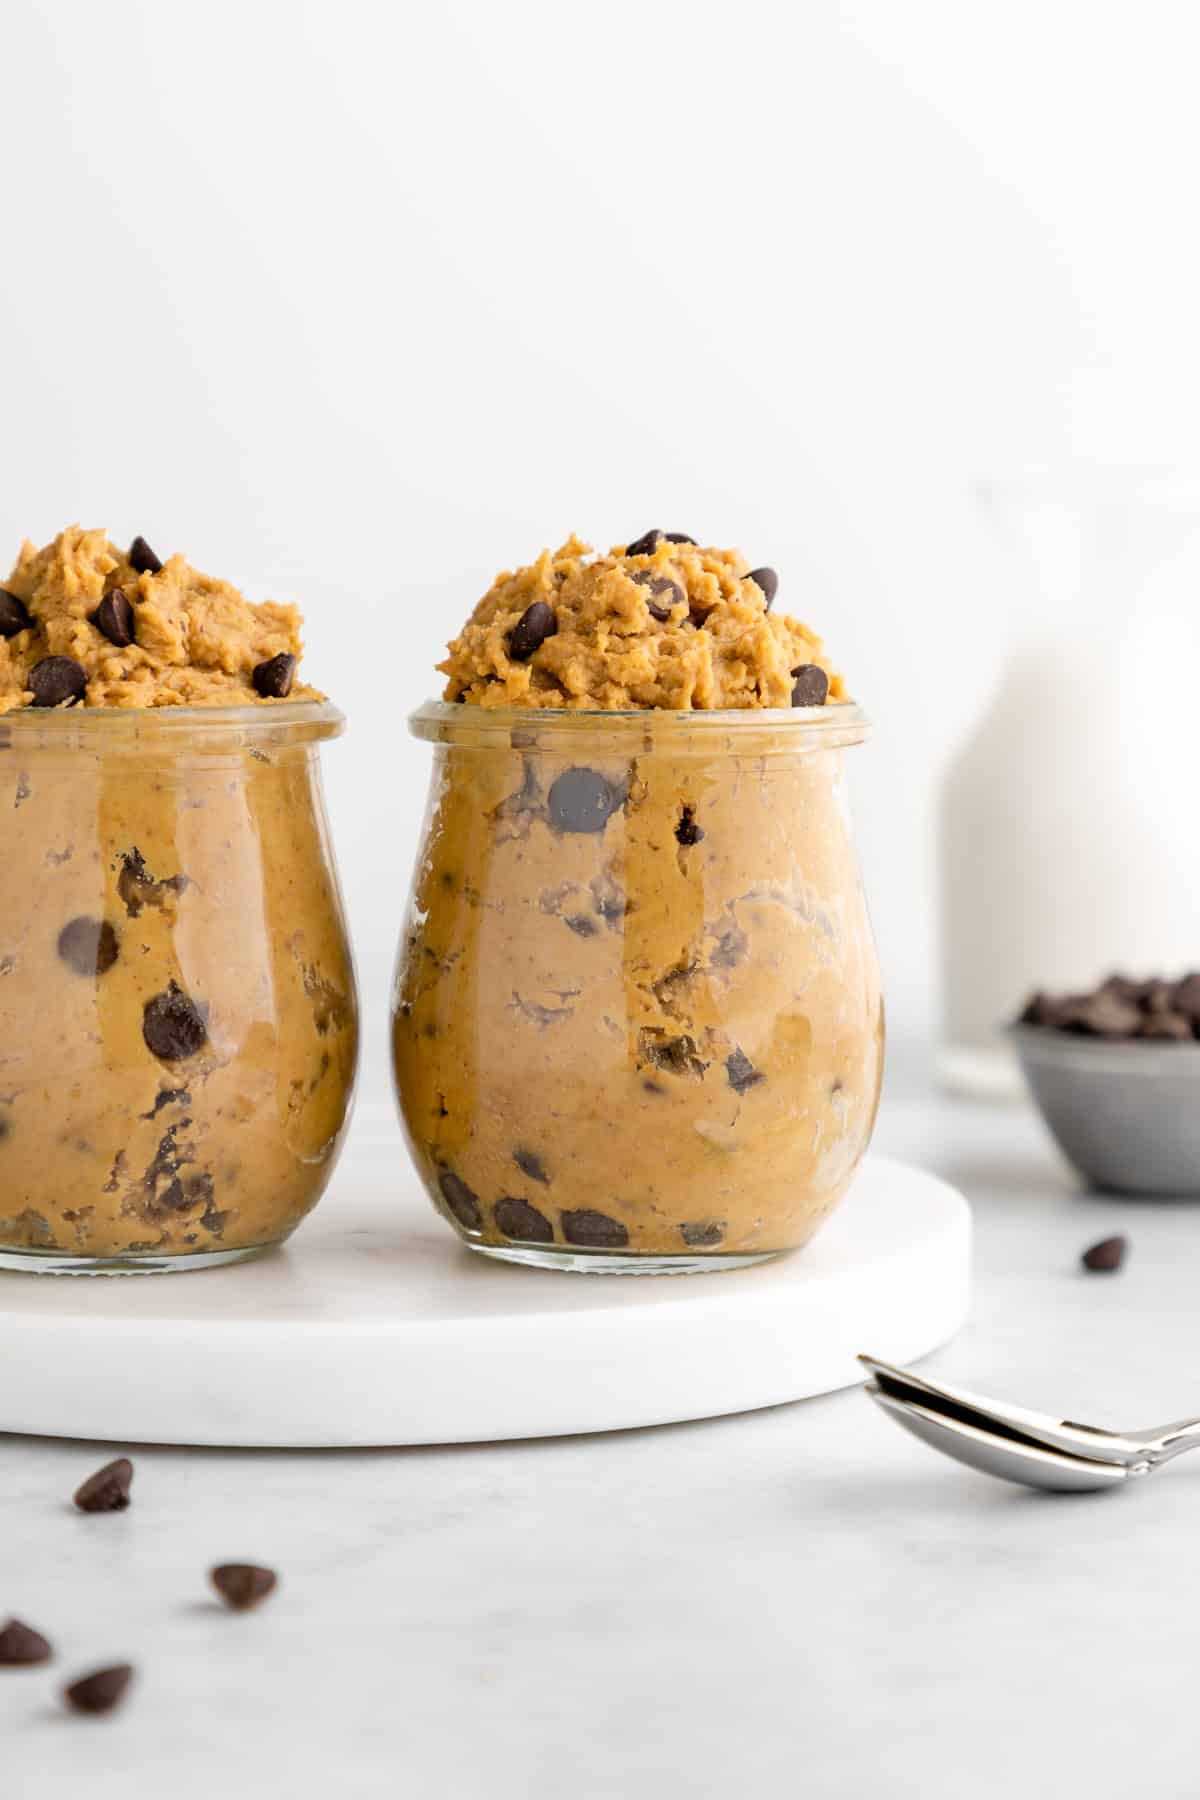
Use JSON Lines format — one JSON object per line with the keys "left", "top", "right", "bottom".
{"left": 1012, "top": 1024, "right": 1200, "bottom": 1196}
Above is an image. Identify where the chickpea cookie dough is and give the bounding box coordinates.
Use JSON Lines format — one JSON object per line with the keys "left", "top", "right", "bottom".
{"left": 395, "top": 529, "right": 882, "bottom": 1265}
{"left": 0, "top": 527, "right": 357, "bottom": 1266}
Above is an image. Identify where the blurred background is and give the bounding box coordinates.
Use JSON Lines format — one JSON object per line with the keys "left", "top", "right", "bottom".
{"left": 5, "top": 0, "right": 1200, "bottom": 1107}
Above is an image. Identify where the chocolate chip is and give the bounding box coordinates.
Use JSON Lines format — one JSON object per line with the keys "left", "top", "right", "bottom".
{"left": 561, "top": 1208, "right": 629, "bottom": 1248}
{"left": 680, "top": 1220, "right": 725, "bottom": 1248}
{"left": 790, "top": 664, "right": 829, "bottom": 708}
{"left": 495, "top": 1197, "right": 554, "bottom": 1242}
{"left": 726, "top": 1047, "right": 765, "bottom": 1093}
{"left": 0, "top": 1618, "right": 52, "bottom": 1665}
{"left": 747, "top": 567, "right": 778, "bottom": 609}
{"left": 438, "top": 1170, "right": 481, "bottom": 1231}
{"left": 664, "top": 532, "right": 696, "bottom": 544}
{"left": 675, "top": 805, "right": 704, "bottom": 846}
{"left": 1139, "top": 1013, "right": 1193, "bottom": 1041}
{"left": 513, "top": 1147, "right": 549, "bottom": 1184}
{"left": 625, "top": 529, "right": 662, "bottom": 557}
{"left": 639, "top": 1029, "right": 707, "bottom": 1078}
{"left": 64, "top": 1664, "right": 134, "bottom": 1714}
{"left": 548, "top": 768, "right": 623, "bottom": 834}
{"left": 29, "top": 656, "right": 87, "bottom": 708}
{"left": 0, "top": 589, "right": 32, "bottom": 638}
{"left": 508, "top": 601, "right": 558, "bottom": 662}
{"left": 1082, "top": 1235, "right": 1128, "bottom": 1273}
{"left": 252, "top": 653, "right": 297, "bottom": 699}
{"left": 91, "top": 589, "right": 136, "bottom": 648}
{"left": 57, "top": 917, "right": 119, "bottom": 978}
{"left": 632, "top": 572, "right": 685, "bottom": 621}
{"left": 1173, "top": 973, "right": 1200, "bottom": 1019}
{"left": 142, "top": 984, "right": 208, "bottom": 1061}
{"left": 565, "top": 913, "right": 599, "bottom": 937}
{"left": 117, "top": 847, "right": 189, "bottom": 918}
{"left": 128, "top": 535, "right": 162, "bottom": 574}
{"left": 73, "top": 1456, "right": 133, "bottom": 1513}
{"left": 210, "top": 1564, "right": 277, "bottom": 1611}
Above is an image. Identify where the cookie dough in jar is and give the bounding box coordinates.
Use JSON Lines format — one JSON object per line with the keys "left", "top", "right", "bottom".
{"left": 392, "top": 532, "right": 883, "bottom": 1271}
{"left": 0, "top": 526, "right": 358, "bottom": 1272}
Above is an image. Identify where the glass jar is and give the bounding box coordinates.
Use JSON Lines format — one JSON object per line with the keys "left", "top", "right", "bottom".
{"left": 0, "top": 702, "right": 359, "bottom": 1273}
{"left": 393, "top": 702, "right": 883, "bottom": 1272}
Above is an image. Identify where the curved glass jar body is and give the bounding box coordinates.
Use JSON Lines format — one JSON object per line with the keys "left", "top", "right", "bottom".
{"left": 393, "top": 703, "right": 883, "bottom": 1272}
{"left": 0, "top": 703, "right": 358, "bottom": 1273}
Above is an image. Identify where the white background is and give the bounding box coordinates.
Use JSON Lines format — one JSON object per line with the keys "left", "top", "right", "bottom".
{"left": 4, "top": 0, "right": 1200, "bottom": 1105}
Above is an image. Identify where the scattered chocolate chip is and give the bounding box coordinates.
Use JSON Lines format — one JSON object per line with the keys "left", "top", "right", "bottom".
{"left": 561, "top": 1208, "right": 629, "bottom": 1248}
{"left": 142, "top": 984, "right": 208, "bottom": 1062}
{"left": 29, "top": 656, "right": 87, "bottom": 708}
{"left": 210, "top": 1564, "right": 277, "bottom": 1611}
{"left": 508, "top": 601, "right": 558, "bottom": 662}
{"left": 73, "top": 1456, "right": 133, "bottom": 1513}
{"left": 790, "top": 664, "right": 829, "bottom": 708}
{"left": 1081, "top": 1234, "right": 1128, "bottom": 1273}
{"left": 0, "top": 589, "right": 32, "bottom": 638}
{"left": 494, "top": 1196, "right": 554, "bottom": 1241}
{"left": 1140, "top": 1013, "right": 1193, "bottom": 1041}
{"left": 632, "top": 572, "right": 685, "bottom": 621}
{"left": 639, "top": 1029, "right": 708, "bottom": 1078}
{"left": 680, "top": 1220, "right": 725, "bottom": 1248}
{"left": 64, "top": 1664, "right": 134, "bottom": 1714}
{"left": 548, "top": 767, "right": 623, "bottom": 834}
{"left": 128, "top": 535, "right": 162, "bottom": 575}
{"left": 438, "top": 1170, "right": 482, "bottom": 1231}
{"left": 726, "top": 1047, "right": 765, "bottom": 1094}
{"left": 747, "top": 567, "right": 778, "bottom": 609}
{"left": 1173, "top": 973, "right": 1200, "bottom": 1019}
{"left": 513, "top": 1148, "right": 549, "bottom": 1184}
{"left": 92, "top": 589, "right": 135, "bottom": 649}
{"left": 57, "top": 916, "right": 119, "bottom": 978}
{"left": 675, "top": 805, "right": 704, "bottom": 847}
{"left": 117, "top": 847, "right": 189, "bottom": 918}
{"left": 0, "top": 1618, "right": 52, "bottom": 1666}
{"left": 625, "top": 529, "right": 662, "bottom": 557}
{"left": 664, "top": 532, "right": 696, "bottom": 544}
{"left": 565, "top": 913, "right": 599, "bottom": 937}
{"left": 252, "top": 653, "right": 297, "bottom": 699}
{"left": 1018, "top": 975, "right": 1200, "bottom": 1040}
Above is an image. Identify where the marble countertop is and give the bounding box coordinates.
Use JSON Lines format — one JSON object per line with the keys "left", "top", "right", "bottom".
{"left": 4, "top": 1080, "right": 1196, "bottom": 1799}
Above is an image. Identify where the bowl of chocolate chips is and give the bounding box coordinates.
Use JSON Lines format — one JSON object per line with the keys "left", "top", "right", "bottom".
{"left": 1012, "top": 974, "right": 1200, "bottom": 1196}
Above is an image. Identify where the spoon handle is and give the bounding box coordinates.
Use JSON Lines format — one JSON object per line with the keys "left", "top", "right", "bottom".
{"left": 1139, "top": 1417, "right": 1200, "bottom": 1463}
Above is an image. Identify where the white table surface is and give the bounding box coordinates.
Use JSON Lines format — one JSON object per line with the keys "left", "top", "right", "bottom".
{"left": 4, "top": 1075, "right": 1197, "bottom": 1799}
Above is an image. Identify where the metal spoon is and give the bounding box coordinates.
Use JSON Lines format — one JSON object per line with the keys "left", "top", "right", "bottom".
{"left": 859, "top": 1354, "right": 1200, "bottom": 1493}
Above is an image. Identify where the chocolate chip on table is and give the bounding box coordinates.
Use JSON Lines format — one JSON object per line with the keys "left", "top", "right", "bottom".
{"left": 1139, "top": 1013, "right": 1193, "bottom": 1041}
{"left": 561, "top": 1208, "right": 629, "bottom": 1248}
{"left": 624, "top": 529, "right": 662, "bottom": 557}
{"left": 0, "top": 1618, "right": 52, "bottom": 1666}
{"left": 438, "top": 1169, "right": 482, "bottom": 1231}
{"left": 0, "top": 588, "right": 33, "bottom": 638}
{"left": 29, "top": 656, "right": 87, "bottom": 708}
{"left": 507, "top": 601, "right": 558, "bottom": 662}
{"left": 632, "top": 572, "right": 685, "bottom": 621}
{"left": 210, "top": 1564, "right": 278, "bottom": 1611}
{"left": 726, "top": 1047, "right": 765, "bottom": 1093}
{"left": 252, "top": 653, "right": 297, "bottom": 699}
{"left": 1082, "top": 1234, "right": 1128, "bottom": 1273}
{"left": 91, "top": 588, "right": 136, "bottom": 649}
{"left": 790, "top": 664, "right": 829, "bottom": 708}
{"left": 513, "top": 1147, "right": 549, "bottom": 1184}
{"left": 128, "top": 535, "right": 163, "bottom": 575}
{"left": 1173, "top": 973, "right": 1200, "bottom": 1019}
{"left": 73, "top": 1456, "right": 134, "bottom": 1513}
{"left": 675, "top": 805, "right": 704, "bottom": 847}
{"left": 494, "top": 1196, "right": 554, "bottom": 1242}
{"left": 663, "top": 532, "right": 696, "bottom": 544}
{"left": 57, "top": 917, "right": 119, "bottom": 978}
{"left": 680, "top": 1220, "right": 725, "bottom": 1248}
{"left": 64, "top": 1664, "right": 134, "bottom": 1715}
{"left": 747, "top": 567, "right": 778, "bottom": 609}
{"left": 142, "top": 983, "right": 208, "bottom": 1062}
{"left": 548, "top": 767, "right": 624, "bottom": 834}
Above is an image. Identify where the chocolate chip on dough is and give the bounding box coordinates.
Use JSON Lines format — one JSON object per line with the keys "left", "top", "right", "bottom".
{"left": 438, "top": 1170, "right": 482, "bottom": 1231}
{"left": 494, "top": 1196, "right": 554, "bottom": 1242}
{"left": 128, "top": 535, "right": 162, "bottom": 574}
{"left": 30, "top": 657, "right": 87, "bottom": 708}
{"left": 64, "top": 1665, "right": 134, "bottom": 1715}
{"left": 210, "top": 1564, "right": 277, "bottom": 1611}
{"left": 57, "top": 917, "right": 119, "bottom": 978}
{"left": 92, "top": 589, "right": 136, "bottom": 648}
{"left": 561, "top": 1208, "right": 629, "bottom": 1248}
{"left": 507, "top": 601, "right": 558, "bottom": 662}
{"left": 790, "top": 664, "right": 829, "bottom": 708}
{"left": 0, "top": 1618, "right": 52, "bottom": 1666}
{"left": 747, "top": 567, "right": 778, "bottom": 609}
{"left": 1081, "top": 1235, "right": 1128, "bottom": 1273}
{"left": 726, "top": 1047, "right": 765, "bottom": 1093}
{"left": 663, "top": 532, "right": 696, "bottom": 544}
{"left": 548, "top": 768, "right": 623, "bottom": 835}
{"left": 73, "top": 1456, "right": 133, "bottom": 1513}
{"left": 675, "top": 805, "right": 704, "bottom": 847}
{"left": 142, "top": 983, "right": 208, "bottom": 1062}
{"left": 252, "top": 653, "right": 297, "bottom": 699}
{"left": 680, "top": 1220, "right": 725, "bottom": 1248}
{"left": 633, "top": 571, "right": 685, "bottom": 621}
{"left": 513, "top": 1147, "right": 549, "bottom": 1184}
{"left": 625, "top": 529, "right": 662, "bottom": 557}
{"left": 0, "top": 589, "right": 32, "bottom": 638}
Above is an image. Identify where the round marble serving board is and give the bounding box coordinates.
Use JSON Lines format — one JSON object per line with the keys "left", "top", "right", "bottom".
{"left": 0, "top": 1152, "right": 970, "bottom": 1447}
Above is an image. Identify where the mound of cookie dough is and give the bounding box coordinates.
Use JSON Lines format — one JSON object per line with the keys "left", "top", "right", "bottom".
{"left": 0, "top": 526, "right": 318, "bottom": 714}
{"left": 441, "top": 529, "right": 846, "bottom": 710}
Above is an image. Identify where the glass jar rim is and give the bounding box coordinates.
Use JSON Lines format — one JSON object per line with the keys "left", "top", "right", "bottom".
{"left": 0, "top": 698, "right": 344, "bottom": 752}
{"left": 409, "top": 698, "right": 870, "bottom": 754}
